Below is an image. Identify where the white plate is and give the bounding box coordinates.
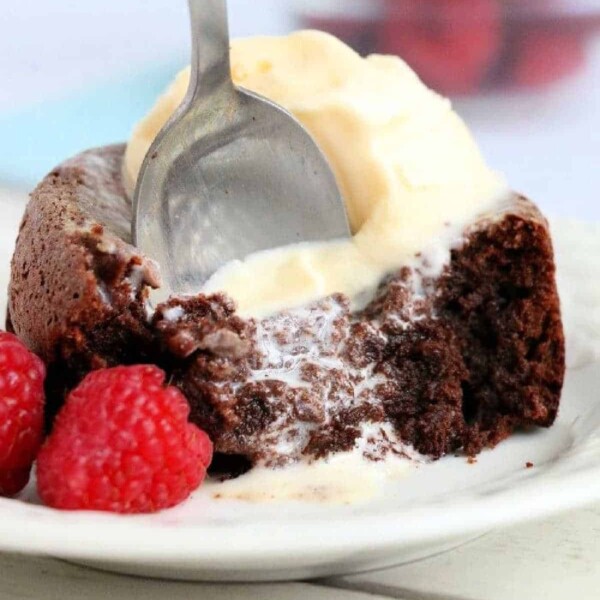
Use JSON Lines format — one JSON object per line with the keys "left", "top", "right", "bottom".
{"left": 0, "top": 193, "right": 599, "bottom": 582}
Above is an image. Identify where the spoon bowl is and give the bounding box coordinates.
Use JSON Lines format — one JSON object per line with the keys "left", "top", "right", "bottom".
{"left": 133, "top": 0, "right": 350, "bottom": 301}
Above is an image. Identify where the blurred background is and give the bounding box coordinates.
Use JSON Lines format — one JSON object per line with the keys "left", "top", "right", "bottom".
{"left": 1, "top": 0, "right": 599, "bottom": 219}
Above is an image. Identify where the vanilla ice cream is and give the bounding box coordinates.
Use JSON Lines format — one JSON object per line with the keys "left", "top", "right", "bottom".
{"left": 125, "top": 30, "right": 506, "bottom": 317}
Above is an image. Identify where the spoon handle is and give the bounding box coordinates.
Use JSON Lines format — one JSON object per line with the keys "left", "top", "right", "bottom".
{"left": 187, "top": 0, "right": 234, "bottom": 99}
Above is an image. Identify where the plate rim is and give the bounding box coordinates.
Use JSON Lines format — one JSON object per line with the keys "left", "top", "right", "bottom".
{"left": 0, "top": 364, "right": 599, "bottom": 566}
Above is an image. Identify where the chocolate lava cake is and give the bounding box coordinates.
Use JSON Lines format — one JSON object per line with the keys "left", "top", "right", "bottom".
{"left": 7, "top": 145, "right": 565, "bottom": 468}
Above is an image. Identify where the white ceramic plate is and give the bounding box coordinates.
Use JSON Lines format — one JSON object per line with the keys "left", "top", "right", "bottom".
{"left": 0, "top": 193, "right": 599, "bottom": 582}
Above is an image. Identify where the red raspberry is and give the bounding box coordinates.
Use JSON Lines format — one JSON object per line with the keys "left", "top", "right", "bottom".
{"left": 380, "top": 0, "right": 502, "bottom": 94}
{"left": 37, "top": 365, "right": 213, "bottom": 513}
{"left": 0, "top": 332, "right": 46, "bottom": 497}
{"left": 511, "top": 29, "right": 585, "bottom": 88}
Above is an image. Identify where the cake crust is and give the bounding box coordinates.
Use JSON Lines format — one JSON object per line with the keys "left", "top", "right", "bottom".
{"left": 7, "top": 146, "right": 159, "bottom": 421}
{"left": 7, "top": 146, "right": 566, "bottom": 465}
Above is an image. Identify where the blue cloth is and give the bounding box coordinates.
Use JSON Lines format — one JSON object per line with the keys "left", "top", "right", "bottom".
{"left": 0, "top": 64, "right": 180, "bottom": 187}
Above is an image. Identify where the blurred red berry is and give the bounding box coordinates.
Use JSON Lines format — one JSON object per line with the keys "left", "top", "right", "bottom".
{"left": 511, "top": 29, "right": 586, "bottom": 88}
{"left": 380, "top": 0, "right": 502, "bottom": 94}
{"left": 0, "top": 332, "right": 46, "bottom": 497}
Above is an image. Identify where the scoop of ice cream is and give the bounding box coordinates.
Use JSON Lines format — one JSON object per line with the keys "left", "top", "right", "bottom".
{"left": 125, "top": 30, "right": 506, "bottom": 317}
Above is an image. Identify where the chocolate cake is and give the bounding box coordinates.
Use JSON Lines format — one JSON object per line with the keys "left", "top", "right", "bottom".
{"left": 7, "top": 145, "right": 565, "bottom": 468}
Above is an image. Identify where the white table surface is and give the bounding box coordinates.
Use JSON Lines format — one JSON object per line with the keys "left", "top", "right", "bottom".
{"left": 1, "top": 503, "right": 599, "bottom": 600}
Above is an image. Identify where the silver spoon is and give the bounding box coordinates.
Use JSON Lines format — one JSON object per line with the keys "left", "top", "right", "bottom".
{"left": 133, "top": 0, "right": 350, "bottom": 303}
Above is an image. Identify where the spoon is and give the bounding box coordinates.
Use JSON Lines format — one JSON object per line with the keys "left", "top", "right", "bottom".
{"left": 133, "top": 0, "right": 350, "bottom": 302}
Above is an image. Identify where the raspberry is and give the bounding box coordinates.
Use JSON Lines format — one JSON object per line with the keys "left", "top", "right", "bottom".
{"left": 0, "top": 468, "right": 31, "bottom": 497}
{"left": 511, "top": 28, "right": 585, "bottom": 88}
{"left": 0, "top": 332, "right": 46, "bottom": 497}
{"left": 380, "top": 0, "right": 502, "bottom": 94}
{"left": 37, "top": 365, "right": 213, "bottom": 513}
